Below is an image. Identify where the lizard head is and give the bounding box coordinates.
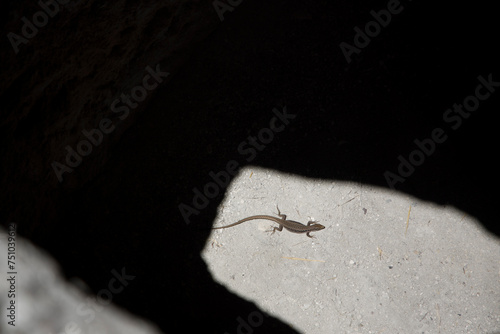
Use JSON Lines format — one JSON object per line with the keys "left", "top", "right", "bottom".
{"left": 308, "top": 221, "right": 325, "bottom": 230}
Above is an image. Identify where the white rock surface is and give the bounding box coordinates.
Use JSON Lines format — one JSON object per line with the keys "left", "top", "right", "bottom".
{"left": 204, "top": 167, "right": 500, "bottom": 333}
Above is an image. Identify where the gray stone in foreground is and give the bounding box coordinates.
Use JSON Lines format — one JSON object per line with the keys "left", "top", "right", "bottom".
{"left": 0, "top": 226, "right": 163, "bottom": 334}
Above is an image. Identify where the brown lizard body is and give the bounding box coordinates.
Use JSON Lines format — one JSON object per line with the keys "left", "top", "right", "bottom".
{"left": 213, "top": 207, "right": 325, "bottom": 238}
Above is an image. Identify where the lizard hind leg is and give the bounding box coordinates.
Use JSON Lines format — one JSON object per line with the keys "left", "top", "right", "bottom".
{"left": 266, "top": 224, "right": 283, "bottom": 235}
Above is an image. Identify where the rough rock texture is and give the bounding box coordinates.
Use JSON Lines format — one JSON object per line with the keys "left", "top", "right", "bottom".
{"left": 0, "top": 0, "right": 220, "bottom": 230}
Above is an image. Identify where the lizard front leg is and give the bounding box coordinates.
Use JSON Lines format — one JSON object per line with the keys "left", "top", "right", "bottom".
{"left": 307, "top": 220, "right": 319, "bottom": 226}
{"left": 275, "top": 205, "right": 287, "bottom": 220}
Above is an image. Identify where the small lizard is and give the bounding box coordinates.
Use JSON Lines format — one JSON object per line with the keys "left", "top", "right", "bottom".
{"left": 212, "top": 206, "right": 325, "bottom": 238}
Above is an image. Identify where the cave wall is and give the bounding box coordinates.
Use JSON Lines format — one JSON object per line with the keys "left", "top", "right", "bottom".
{"left": 0, "top": 0, "right": 224, "bottom": 230}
